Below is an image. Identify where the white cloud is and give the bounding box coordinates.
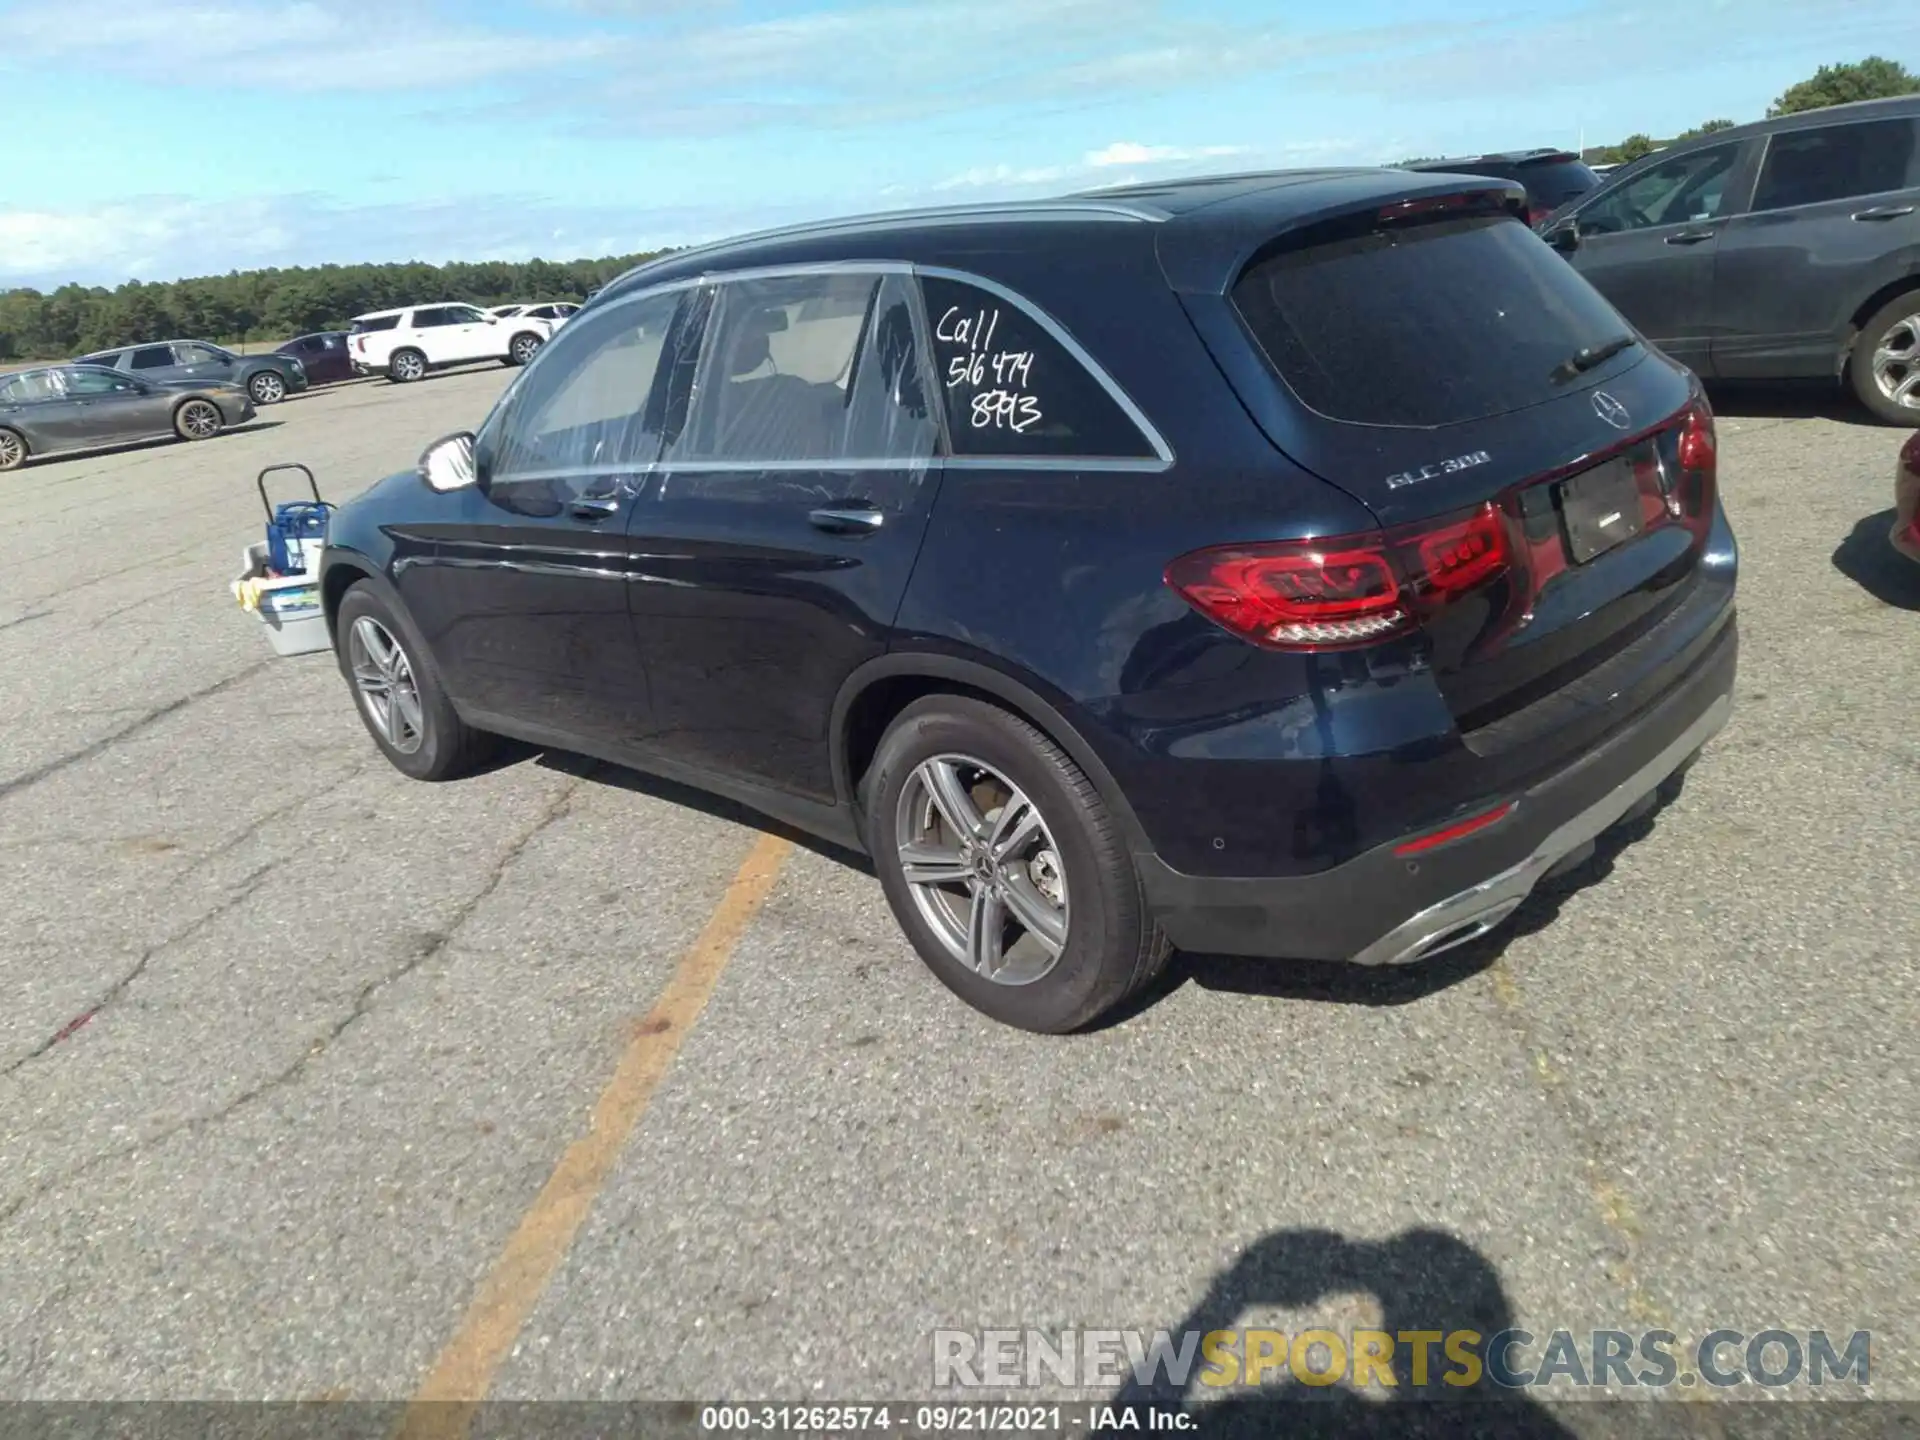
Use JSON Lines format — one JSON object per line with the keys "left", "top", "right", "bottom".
{"left": 1085, "top": 142, "right": 1248, "bottom": 168}
{"left": 0, "top": 0, "right": 613, "bottom": 91}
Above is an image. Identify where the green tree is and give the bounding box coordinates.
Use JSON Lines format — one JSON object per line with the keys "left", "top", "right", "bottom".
{"left": 1769, "top": 56, "right": 1920, "bottom": 117}
{"left": 1675, "top": 118, "right": 1737, "bottom": 140}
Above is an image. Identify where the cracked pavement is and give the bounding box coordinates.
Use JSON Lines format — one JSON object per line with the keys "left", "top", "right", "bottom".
{"left": 0, "top": 369, "right": 1914, "bottom": 1413}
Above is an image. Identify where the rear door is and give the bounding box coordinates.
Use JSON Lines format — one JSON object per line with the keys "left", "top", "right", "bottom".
{"left": 1558, "top": 138, "right": 1757, "bottom": 370}
{"left": 1709, "top": 114, "right": 1920, "bottom": 378}
{"left": 630, "top": 267, "right": 945, "bottom": 800}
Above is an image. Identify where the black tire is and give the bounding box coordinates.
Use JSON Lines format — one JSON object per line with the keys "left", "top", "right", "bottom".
{"left": 1850, "top": 292, "right": 1920, "bottom": 424}
{"left": 388, "top": 348, "right": 428, "bottom": 384}
{"left": 248, "top": 369, "right": 287, "bottom": 405}
{"left": 507, "top": 330, "right": 544, "bottom": 366}
{"left": 0, "top": 426, "right": 26, "bottom": 472}
{"left": 334, "top": 583, "right": 496, "bottom": 781}
{"left": 864, "top": 695, "right": 1170, "bottom": 1033}
{"left": 172, "top": 398, "right": 223, "bottom": 441}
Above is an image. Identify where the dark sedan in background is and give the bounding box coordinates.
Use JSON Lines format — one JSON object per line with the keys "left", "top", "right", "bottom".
{"left": 276, "top": 331, "right": 357, "bottom": 385}
{"left": 74, "top": 339, "right": 308, "bottom": 406}
{"left": 0, "top": 364, "right": 253, "bottom": 471}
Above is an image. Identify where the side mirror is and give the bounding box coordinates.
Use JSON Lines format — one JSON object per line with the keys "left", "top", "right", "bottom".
{"left": 1547, "top": 221, "right": 1581, "bottom": 254}
{"left": 420, "top": 430, "right": 478, "bottom": 492}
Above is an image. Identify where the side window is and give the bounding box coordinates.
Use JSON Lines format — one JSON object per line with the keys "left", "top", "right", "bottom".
{"left": 0, "top": 371, "right": 56, "bottom": 403}
{"left": 485, "top": 289, "right": 681, "bottom": 480}
{"left": 128, "top": 346, "right": 174, "bottom": 370}
{"left": 674, "top": 271, "right": 886, "bottom": 464}
{"left": 1579, "top": 144, "right": 1742, "bottom": 234}
{"left": 411, "top": 308, "right": 453, "bottom": 329}
{"left": 1752, "top": 119, "right": 1917, "bottom": 212}
{"left": 451, "top": 306, "right": 489, "bottom": 325}
{"left": 919, "top": 275, "right": 1159, "bottom": 460}
{"left": 173, "top": 343, "right": 221, "bottom": 364}
{"left": 61, "top": 368, "right": 126, "bottom": 396}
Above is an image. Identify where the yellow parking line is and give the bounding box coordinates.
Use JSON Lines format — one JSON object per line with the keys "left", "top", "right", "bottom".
{"left": 394, "top": 832, "right": 794, "bottom": 1440}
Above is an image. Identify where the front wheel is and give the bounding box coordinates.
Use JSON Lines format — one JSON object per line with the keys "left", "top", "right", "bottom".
{"left": 864, "top": 696, "right": 1169, "bottom": 1033}
{"left": 173, "top": 399, "right": 223, "bottom": 441}
{"left": 507, "top": 331, "right": 544, "bottom": 366}
{"left": 248, "top": 370, "right": 287, "bottom": 405}
{"left": 334, "top": 584, "right": 495, "bottom": 781}
{"left": 1852, "top": 293, "right": 1920, "bottom": 424}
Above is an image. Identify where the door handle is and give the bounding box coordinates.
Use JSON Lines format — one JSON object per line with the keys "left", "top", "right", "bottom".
{"left": 1665, "top": 230, "right": 1716, "bottom": 245}
{"left": 1852, "top": 204, "right": 1915, "bottom": 221}
{"left": 808, "top": 506, "right": 885, "bottom": 534}
{"left": 569, "top": 497, "right": 620, "bottom": 521}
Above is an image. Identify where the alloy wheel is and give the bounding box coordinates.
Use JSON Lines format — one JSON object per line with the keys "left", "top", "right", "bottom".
{"left": 0, "top": 430, "right": 23, "bottom": 470}
{"left": 179, "top": 402, "right": 220, "bottom": 439}
{"left": 511, "top": 334, "right": 542, "bottom": 365}
{"left": 348, "top": 616, "right": 426, "bottom": 755}
{"left": 394, "top": 352, "right": 425, "bottom": 381}
{"left": 894, "top": 754, "right": 1069, "bottom": 985}
{"left": 1872, "top": 312, "right": 1920, "bottom": 411}
{"left": 252, "top": 372, "right": 285, "bottom": 404}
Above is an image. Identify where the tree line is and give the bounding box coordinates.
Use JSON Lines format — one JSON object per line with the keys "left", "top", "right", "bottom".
{"left": 0, "top": 253, "right": 668, "bottom": 363}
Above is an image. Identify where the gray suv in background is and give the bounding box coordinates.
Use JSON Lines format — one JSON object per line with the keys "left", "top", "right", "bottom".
{"left": 1539, "top": 96, "right": 1920, "bottom": 423}
{"left": 74, "top": 339, "right": 309, "bottom": 406}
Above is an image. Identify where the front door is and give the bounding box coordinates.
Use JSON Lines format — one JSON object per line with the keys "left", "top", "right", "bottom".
{"left": 631, "top": 269, "right": 946, "bottom": 801}
{"left": 170, "top": 342, "right": 240, "bottom": 385}
{"left": 404, "top": 288, "right": 686, "bottom": 748}
{"left": 1711, "top": 114, "right": 1920, "bottom": 379}
{"left": 1563, "top": 139, "right": 1755, "bottom": 372}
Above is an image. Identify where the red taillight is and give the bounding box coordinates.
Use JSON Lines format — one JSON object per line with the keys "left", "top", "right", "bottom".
{"left": 1165, "top": 503, "right": 1511, "bottom": 653}
{"left": 1394, "top": 801, "right": 1514, "bottom": 856}
{"left": 1678, "top": 399, "right": 1716, "bottom": 477}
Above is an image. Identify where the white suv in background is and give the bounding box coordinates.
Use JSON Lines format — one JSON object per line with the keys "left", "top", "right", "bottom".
{"left": 347, "top": 303, "right": 553, "bottom": 383}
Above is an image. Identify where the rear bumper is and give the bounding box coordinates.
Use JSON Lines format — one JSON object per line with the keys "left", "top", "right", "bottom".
{"left": 1138, "top": 610, "right": 1737, "bottom": 963}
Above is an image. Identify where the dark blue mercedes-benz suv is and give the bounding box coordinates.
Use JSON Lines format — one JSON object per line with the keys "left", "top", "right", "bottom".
{"left": 318, "top": 167, "right": 1738, "bottom": 1032}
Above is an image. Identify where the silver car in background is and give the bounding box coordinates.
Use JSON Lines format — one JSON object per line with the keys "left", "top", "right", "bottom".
{"left": 0, "top": 364, "right": 254, "bottom": 471}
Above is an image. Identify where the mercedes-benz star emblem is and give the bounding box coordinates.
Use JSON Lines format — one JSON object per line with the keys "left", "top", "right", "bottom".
{"left": 1591, "top": 391, "right": 1631, "bottom": 430}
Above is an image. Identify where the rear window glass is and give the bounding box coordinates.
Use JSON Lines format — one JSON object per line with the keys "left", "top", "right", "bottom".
{"left": 1231, "top": 211, "right": 1633, "bottom": 429}
{"left": 1516, "top": 160, "right": 1601, "bottom": 210}
{"left": 351, "top": 315, "right": 401, "bottom": 333}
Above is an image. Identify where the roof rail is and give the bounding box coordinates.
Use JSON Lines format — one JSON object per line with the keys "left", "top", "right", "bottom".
{"left": 601, "top": 197, "right": 1164, "bottom": 293}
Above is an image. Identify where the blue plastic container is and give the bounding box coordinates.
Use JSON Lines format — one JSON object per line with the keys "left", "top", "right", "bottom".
{"left": 257, "top": 464, "right": 333, "bottom": 576}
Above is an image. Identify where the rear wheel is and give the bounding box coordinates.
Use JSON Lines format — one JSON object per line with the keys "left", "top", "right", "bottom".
{"left": 507, "top": 331, "right": 543, "bottom": 366}
{"left": 0, "top": 427, "right": 25, "bottom": 471}
{"left": 388, "top": 348, "right": 427, "bottom": 384}
{"left": 1852, "top": 293, "right": 1920, "bottom": 424}
{"left": 865, "top": 696, "right": 1169, "bottom": 1033}
{"left": 334, "top": 584, "right": 495, "bottom": 781}
{"left": 173, "top": 399, "right": 223, "bottom": 441}
{"left": 248, "top": 370, "right": 287, "bottom": 405}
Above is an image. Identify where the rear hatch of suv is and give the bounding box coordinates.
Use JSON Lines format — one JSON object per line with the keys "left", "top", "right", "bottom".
{"left": 1163, "top": 178, "right": 1723, "bottom": 744}
{"left": 1407, "top": 152, "right": 1602, "bottom": 225}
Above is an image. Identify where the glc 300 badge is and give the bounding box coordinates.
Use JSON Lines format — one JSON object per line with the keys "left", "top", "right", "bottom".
{"left": 1385, "top": 450, "right": 1491, "bottom": 490}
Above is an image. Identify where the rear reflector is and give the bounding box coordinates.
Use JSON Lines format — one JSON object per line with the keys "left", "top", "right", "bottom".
{"left": 1164, "top": 503, "right": 1512, "bottom": 653}
{"left": 1394, "top": 801, "right": 1514, "bottom": 857}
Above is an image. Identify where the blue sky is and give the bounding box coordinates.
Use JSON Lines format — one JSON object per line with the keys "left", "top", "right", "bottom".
{"left": 1, "top": 0, "right": 1915, "bottom": 289}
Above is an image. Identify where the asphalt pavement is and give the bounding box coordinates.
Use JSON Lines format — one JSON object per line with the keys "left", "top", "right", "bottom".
{"left": 0, "top": 364, "right": 1914, "bottom": 1422}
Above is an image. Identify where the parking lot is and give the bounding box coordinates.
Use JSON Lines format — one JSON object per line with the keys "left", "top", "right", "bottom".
{"left": 1, "top": 365, "right": 1916, "bottom": 1413}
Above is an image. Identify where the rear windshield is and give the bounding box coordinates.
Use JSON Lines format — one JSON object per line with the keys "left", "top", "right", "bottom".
{"left": 350, "top": 315, "right": 401, "bottom": 333}
{"left": 1514, "top": 160, "right": 1601, "bottom": 211}
{"left": 1231, "top": 211, "right": 1634, "bottom": 429}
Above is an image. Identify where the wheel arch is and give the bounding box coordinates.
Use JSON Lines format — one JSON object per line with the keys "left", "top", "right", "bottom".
{"left": 1841, "top": 272, "right": 1920, "bottom": 375}
{"left": 830, "top": 653, "right": 1151, "bottom": 856}
{"left": 319, "top": 551, "right": 396, "bottom": 643}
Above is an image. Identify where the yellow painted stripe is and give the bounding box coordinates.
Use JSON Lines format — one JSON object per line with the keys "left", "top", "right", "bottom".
{"left": 395, "top": 833, "right": 793, "bottom": 1440}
